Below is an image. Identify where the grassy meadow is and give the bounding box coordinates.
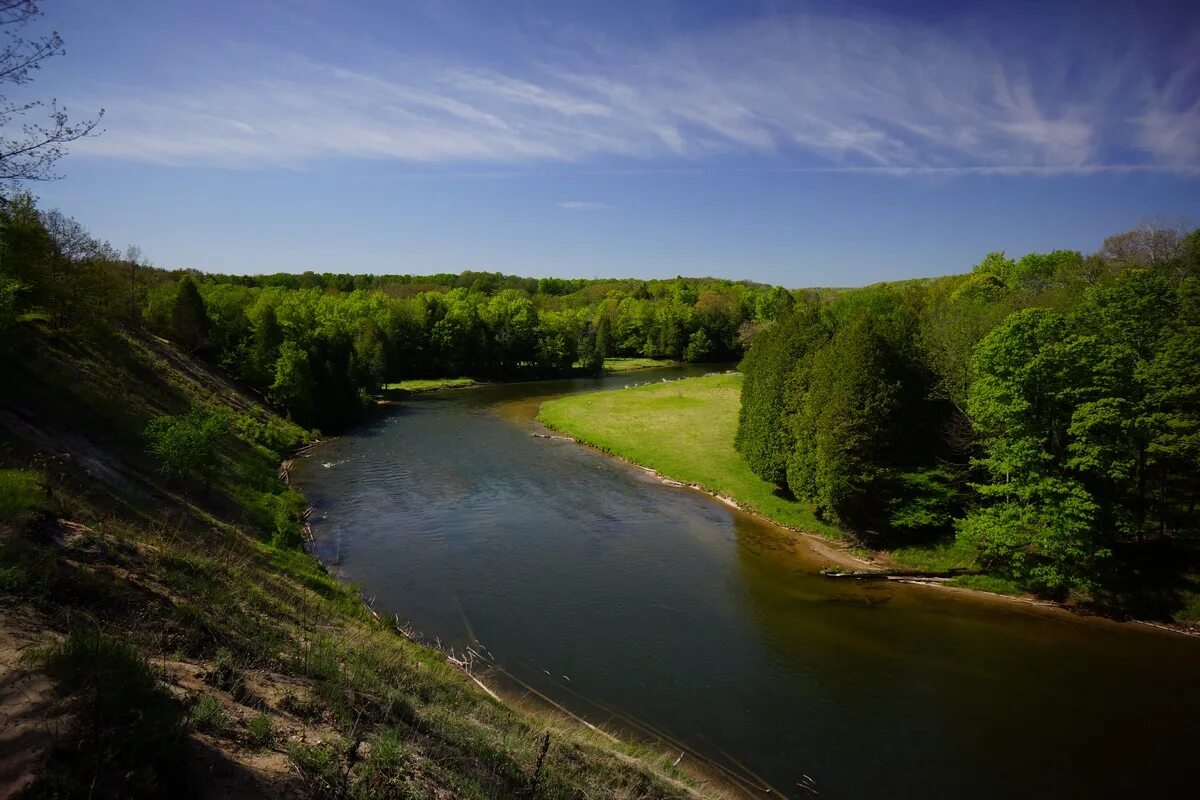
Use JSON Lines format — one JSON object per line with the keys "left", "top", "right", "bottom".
{"left": 539, "top": 373, "right": 846, "bottom": 541}
{"left": 382, "top": 376, "right": 481, "bottom": 392}
{"left": 603, "top": 357, "right": 679, "bottom": 373}
{"left": 539, "top": 373, "right": 983, "bottom": 572}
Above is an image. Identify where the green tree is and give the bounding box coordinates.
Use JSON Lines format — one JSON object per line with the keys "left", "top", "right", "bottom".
{"left": 958, "top": 308, "right": 1111, "bottom": 592}
{"left": 735, "top": 304, "right": 825, "bottom": 486}
{"left": 144, "top": 409, "right": 227, "bottom": 489}
{"left": 269, "top": 341, "right": 315, "bottom": 425}
{"left": 788, "top": 313, "right": 902, "bottom": 533}
{"left": 170, "top": 275, "right": 210, "bottom": 351}
{"left": 1140, "top": 277, "right": 1200, "bottom": 532}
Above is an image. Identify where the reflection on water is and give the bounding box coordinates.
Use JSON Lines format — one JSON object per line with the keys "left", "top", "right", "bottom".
{"left": 292, "top": 367, "right": 1200, "bottom": 799}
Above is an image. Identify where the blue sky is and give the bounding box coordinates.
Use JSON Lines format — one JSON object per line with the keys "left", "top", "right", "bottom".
{"left": 20, "top": 0, "right": 1200, "bottom": 286}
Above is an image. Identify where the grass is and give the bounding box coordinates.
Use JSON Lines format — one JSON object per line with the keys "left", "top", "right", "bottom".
{"left": 246, "top": 712, "right": 274, "bottom": 748}
{"left": 946, "top": 574, "right": 1025, "bottom": 595}
{"left": 382, "top": 377, "right": 480, "bottom": 392}
{"left": 539, "top": 373, "right": 990, "bottom": 575}
{"left": 1, "top": 324, "right": 730, "bottom": 800}
{"left": 603, "top": 357, "right": 678, "bottom": 373}
{"left": 887, "top": 537, "right": 979, "bottom": 572}
{"left": 192, "top": 694, "right": 229, "bottom": 733}
{"left": 29, "top": 624, "right": 189, "bottom": 798}
{"left": 0, "top": 468, "right": 47, "bottom": 522}
{"left": 539, "top": 373, "right": 844, "bottom": 539}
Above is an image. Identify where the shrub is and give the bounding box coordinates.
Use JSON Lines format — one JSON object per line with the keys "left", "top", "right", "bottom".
{"left": 144, "top": 408, "right": 229, "bottom": 487}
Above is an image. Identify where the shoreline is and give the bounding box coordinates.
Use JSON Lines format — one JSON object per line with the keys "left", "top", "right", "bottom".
{"left": 535, "top": 411, "right": 1200, "bottom": 641}
{"left": 282, "top": 437, "right": 757, "bottom": 800}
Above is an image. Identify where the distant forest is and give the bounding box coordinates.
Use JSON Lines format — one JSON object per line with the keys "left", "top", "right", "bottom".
{"left": 736, "top": 219, "right": 1199, "bottom": 599}
{"left": 0, "top": 193, "right": 794, "bottom": 430}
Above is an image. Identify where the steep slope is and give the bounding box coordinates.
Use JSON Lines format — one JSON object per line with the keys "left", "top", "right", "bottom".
{"left": 0, "top": 322, "right": 734, "bottom": 799}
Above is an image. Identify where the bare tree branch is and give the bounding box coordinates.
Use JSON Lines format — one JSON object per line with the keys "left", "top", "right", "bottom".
{"left": 0, "top": 1, "right": 103, "bottom": 191}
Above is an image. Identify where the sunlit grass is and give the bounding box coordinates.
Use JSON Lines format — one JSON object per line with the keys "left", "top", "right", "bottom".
{"left": 539, "top": 373, "right": 844, "bottom": 540}
{"left": 888, "top": 537, "right": 979, "bottom": 572}
{"left": 603, "top": 357, "right": 678, "bottom": 372}
{"left": 0, "top": 468, "right": 47, "bottom": 522}
{"left": 382, "top": 377, "right": 480, "bottom": 392}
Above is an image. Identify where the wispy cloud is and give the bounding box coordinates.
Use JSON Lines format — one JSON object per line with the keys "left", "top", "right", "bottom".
{"left": 558, "top": 200, "right": 611, "bottom": 210}
{"left": 68, "top": 11, "right": 1200, "bottom": 175}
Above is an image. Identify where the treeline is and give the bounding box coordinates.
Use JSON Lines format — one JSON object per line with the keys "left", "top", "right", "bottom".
{"left": 736, "top": 221, "right": 1200, "bottom": 598}
{"left": 1, "top": 193, "right": 795, "bottom": 431}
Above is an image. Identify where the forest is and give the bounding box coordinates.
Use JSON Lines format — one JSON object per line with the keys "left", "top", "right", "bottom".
{"left": 0, "top": 192, "right": 795, "bottom": 430}
{"left": 735, "top": 221, "right": 1200, "bottom": 601}
{"left": 4, "top": 189, "right": 1198, "bottom": 602}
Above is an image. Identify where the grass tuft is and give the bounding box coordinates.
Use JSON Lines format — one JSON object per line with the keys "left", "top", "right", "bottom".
{"left": 192, "top": 694, "right": 228, "bottom": 733}
{"left": 0, "top": 468, "right": 47, "bottom": 522}
{"left": 246, "top": 712, "right": 274, "bottom": 748}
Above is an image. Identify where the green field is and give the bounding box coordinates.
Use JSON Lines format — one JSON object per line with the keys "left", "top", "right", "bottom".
{"left": 382, "top": 377, "right": 480, "bottom": 392}
{"left": 539, "top": 373, "right": 845, "bottom": 540}
{"left": 603, "top": 357, "right": 678, "bottom": 373}
{"left": 539, "top": 374, "right": 983, "bottom": 572}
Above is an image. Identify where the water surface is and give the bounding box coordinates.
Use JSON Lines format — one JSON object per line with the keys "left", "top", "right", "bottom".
{"left": 293, "top": 367, "right": 1200, "bottom": 799}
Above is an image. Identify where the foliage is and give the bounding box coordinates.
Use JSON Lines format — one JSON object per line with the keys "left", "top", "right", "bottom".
{"left": 736, "top": 229, "right": 1200, "bottom": 596}
{"left": 144, "top": 408, "right": 229, "bottom": 487}
{"left": 245, "top": 712, "right": 274, "bottom": 748}
{"left": 735, "top": 303, "right": 825, "bottom": 486}
{"left": 170, "top": 275, "right": 210, "bottom": 351}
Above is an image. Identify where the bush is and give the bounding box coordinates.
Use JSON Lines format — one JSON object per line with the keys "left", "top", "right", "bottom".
{"left": 234, "top": 413, "right": 306, "bottom": 457}
{"left": 144, "top": 408, "right": 229, "bottom": 487}
{"left": 0, "top": 468, "right": 46, "bottom": 522}
{"left": 245, "top": 488, "right": 307, "bottom": 547}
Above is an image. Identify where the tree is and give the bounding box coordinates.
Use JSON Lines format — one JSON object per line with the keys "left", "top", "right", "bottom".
{"left": 0, "top": 1, "right": 103, "bottom": 191}
{"left": 958, "top": 308, "right": 1111, "bottom": 593}
{"left": 170, "top": 275, "right": 209, "bottom": 351}
{"left": 269, "top": 341, "right": 315, "bottom": 425}
{"left": 735, "top": 304, "right": 825, "bottom": 486}
{"left": 1100, "top": 217, "right": 1191, "bottom": 270}
{"left": 1140, "top": 278, "right": 1200, "bottom": 533}
{"left": 144, "top": 408, "right": 227, "bottom": 490}
{"left": 788, "top": 313, "right": 903, "bottom": 533}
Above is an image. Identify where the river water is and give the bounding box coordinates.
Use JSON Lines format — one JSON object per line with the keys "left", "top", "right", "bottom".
{"left": 292, "top": 366, "right": 1200, "bottom": 799}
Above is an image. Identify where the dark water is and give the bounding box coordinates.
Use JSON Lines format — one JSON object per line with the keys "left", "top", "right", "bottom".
{"left": 292, "top": 367, "right": 1200, "bottom": 799}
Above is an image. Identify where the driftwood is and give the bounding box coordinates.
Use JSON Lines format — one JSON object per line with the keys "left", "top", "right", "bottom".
{"left": 821, "top": 568, "right": 958, "bottom": 583}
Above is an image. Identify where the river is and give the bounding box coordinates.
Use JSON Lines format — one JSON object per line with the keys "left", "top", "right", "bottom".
{"left": 291, "top": 365, "right": 1200, "bottom": 799}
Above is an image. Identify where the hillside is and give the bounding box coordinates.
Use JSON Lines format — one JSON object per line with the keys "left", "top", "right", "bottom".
{"left": 0, "top": 321, "right": 733, "bottom": 799}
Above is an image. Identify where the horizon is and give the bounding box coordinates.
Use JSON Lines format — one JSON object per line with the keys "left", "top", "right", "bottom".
{"left": 20, "top": 0, "right": 1200, "bottom": 285}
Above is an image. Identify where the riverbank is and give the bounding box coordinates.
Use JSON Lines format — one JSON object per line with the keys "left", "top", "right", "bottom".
{"left": 537, "top": 373, "right": 1200, "bottom": 633}
{"left": 0, "top": 325, "right": 743, "bottom": 799}
{"left": 603, "top": 357, "right": 680, "bottom": 373}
